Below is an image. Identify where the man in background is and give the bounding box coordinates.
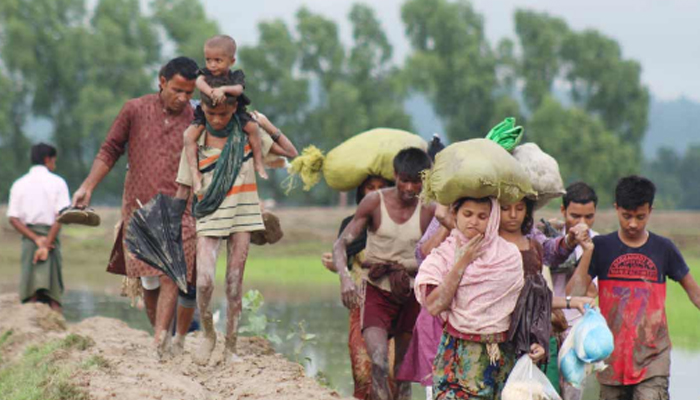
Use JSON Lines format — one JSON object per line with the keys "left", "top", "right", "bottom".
{"left": 7, "top": 143, "right": 71, "bottom": 313}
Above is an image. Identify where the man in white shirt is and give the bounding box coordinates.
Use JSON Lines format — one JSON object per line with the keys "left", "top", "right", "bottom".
{"left": 549, "top": 182, "right": 599, "bottom": 400}
{"left": 7, "top": 143, "right": 70, "bottom": 313}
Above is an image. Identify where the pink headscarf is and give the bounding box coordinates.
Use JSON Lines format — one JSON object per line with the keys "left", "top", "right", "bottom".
{"left": 414, "top": 197, "right": 524, "bottom": 335}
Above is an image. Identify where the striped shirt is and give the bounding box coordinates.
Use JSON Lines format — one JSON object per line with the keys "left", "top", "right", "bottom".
{"left": 176, "top": 128, "right": 272, "bottom": 237}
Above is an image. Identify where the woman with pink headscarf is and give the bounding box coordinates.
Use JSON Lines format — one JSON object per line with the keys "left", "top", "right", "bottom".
{"left": 414, "top": 196, "right": 544, "bottom": 399}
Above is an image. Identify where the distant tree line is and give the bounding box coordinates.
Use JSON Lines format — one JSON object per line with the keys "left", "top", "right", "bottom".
{"left": 1, "top": 0, "right": 698, "bottom": 208}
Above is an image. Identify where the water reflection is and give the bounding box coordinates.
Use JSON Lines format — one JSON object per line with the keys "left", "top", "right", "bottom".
{"left": 61, "top": 290, "right": 698, "bottom": 400}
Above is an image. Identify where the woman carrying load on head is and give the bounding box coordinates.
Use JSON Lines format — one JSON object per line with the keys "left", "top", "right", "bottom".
{"left": 321, "top": 175, "right": 393, "bottom": 400}
{"left": 415, "top": 196, "right": 546, "bottom": 399}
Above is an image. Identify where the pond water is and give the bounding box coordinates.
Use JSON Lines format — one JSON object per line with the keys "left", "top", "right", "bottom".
{"left": 57, "top": 289, "right": 700, "bottom": 400}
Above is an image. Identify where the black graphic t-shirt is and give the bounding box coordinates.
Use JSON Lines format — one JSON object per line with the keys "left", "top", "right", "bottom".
{"left": 589, "top": 232, "right": 689, "bottom": 385}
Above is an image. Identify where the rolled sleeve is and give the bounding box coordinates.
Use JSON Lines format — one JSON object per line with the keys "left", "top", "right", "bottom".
{"left": 528, "top": 225, "right": 572, "bottom": 267}
{"left": 96, "top": 101, "right": 134, "bottom": 169}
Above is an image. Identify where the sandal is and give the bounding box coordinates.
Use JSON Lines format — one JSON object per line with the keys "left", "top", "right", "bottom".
{"left": 250, "top": 211, "right": 283, "bottom": 245}
{"left": 57, "top": 206, "right": 101, "bottom": 227}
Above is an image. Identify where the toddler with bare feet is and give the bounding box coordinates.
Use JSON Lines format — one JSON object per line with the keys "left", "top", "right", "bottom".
{"left": 183, "top": 34, "right": 267, "bottom": 195}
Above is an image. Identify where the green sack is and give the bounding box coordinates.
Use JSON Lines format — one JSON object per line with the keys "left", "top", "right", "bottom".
{"left": 286, "top": 128, "right": 427, "bottom": 192}
{"left": 422, "top": 139, "right": 535, "bottom": 206}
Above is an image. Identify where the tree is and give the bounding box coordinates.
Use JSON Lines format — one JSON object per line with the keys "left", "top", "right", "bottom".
{"left": 527, "top": 96, "right": 636, "bottom": 204}
{"left": 347, "top": 4, "right": 411, "bottom": 131}
{"left": 0, "top": 0, "right": 160, "bottom": 202}
{"left": 643, "top": 147, "right": 683, "bottom": 209}
{"left": 152, "top": 0, "right": 219, "bottom": 65}
{"left": 513, "top": 10, "right": 569, "bottom": 112}
{"left": 236, "top": 5, "right": 412, "bottom": 204}
{"left": 678, "top": 145, "right": 700, "bottom": 210}
{"left": 0, "top": 72, "right": 30, "bottom": 200}
{"left": 401, "top": 0, "right": 505, "bottom": 142}
{"left": 560, "top": 30, "right": 649, "bottom": 147}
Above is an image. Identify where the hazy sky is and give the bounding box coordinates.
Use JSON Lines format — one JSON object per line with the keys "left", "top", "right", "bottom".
{"left": 200, "top": 0, "right": 700, "bottom": 102}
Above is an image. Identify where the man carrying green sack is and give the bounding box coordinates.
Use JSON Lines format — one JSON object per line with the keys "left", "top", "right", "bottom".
{"left": 7, "top": 143, "right": 71, "bottom": 313}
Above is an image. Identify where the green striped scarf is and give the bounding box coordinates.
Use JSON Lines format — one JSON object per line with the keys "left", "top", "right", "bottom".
{"left": 193, "top": 115, "right": 246, "bottom": 219}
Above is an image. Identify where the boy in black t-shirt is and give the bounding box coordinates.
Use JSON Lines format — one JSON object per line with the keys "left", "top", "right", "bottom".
{"left": 567, "top": 175, "right": 700, "bottom": 399}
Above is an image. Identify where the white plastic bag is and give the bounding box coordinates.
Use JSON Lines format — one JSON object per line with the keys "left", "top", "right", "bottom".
{"left": 503, "top": 355, "right": 562, "bottom": 400}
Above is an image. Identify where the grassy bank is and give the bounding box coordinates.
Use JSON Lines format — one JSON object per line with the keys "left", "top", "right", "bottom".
{"left": 0, "top": 332, "right": 101, "bottom": 400}
{"left": 666, "top": 258, "right": 700, "bottom": 349}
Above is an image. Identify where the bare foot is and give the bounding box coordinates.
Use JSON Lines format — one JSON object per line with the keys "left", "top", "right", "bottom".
{"left": 171, "top": 334, "right": 186, "bottom": 357}
{"left": 194, "top": 334, "right": 216, "bottom": 365}
{"left": 154, "top": 332, "right": 172, "bottom": 361}
{"left": 225, "top": 350, "right": 244, "bottom": 364}
{"left": 194, "top": 312, "right": 216, "bottom": 366}
{"left": 224, "top": 334, "right": 242, "bottom": 364}
{"left": 255, "top": 164, "right": 268, "bottom": 180}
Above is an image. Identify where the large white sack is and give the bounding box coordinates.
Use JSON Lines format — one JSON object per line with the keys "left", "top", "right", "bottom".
{"left": 512, "top": 143, "right": 565, "bottom": 210}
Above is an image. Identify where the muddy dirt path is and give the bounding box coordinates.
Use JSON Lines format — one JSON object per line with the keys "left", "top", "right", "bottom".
{"left": 0, "top": 294, "right": 348, "bottom": 400}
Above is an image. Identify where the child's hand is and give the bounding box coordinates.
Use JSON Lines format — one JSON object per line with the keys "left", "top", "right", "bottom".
{"left": 528, "top": 343, "right": 546, "bottom": 362}
{"left": 210, "top": 88, "right": 226, "bottom": 105}
{"left": 321, "top": 252, "right": 336, "bottom": 273}
{"left": 192, "top": 170, "right": 204, "bottom": 196}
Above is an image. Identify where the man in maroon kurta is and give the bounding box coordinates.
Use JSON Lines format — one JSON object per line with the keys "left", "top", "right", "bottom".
{"left": 72, "top": 57, "right": 199, "bottom": 356}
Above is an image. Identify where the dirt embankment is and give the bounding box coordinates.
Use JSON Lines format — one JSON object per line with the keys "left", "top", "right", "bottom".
{"left": 0, "top": 294, "right": 348, "bottom": 400}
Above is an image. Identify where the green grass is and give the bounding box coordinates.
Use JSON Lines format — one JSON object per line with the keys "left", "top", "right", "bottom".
{"left": 0, "top": 330, "right": 13, "bottom": 348}
{"left": 81, "top": 354, "right": 110, "bottom": 370}
{"left": 216, "top": 255, "right": 338, "bottom": 287}
{"left": 666, "top": 258, "right": 700, "bottom": 350}
{"left": 60, "top": 334, "right": 95, "bottom": 351}
{"left": 0, "top": 334, "right": 93, "bottom": 400}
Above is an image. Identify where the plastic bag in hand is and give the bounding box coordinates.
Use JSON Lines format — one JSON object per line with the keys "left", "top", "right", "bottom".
{"left": 558, "top": 306, "right": 610, "bottom": 388}
{"left": 574, "top": 305, "right": 614, "bottom": 363}
{"left": 503, "top": 355, "right": 562, "bottom": 400}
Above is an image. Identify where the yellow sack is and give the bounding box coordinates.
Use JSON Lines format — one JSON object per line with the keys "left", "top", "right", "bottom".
{"left": 286, "top": 128, "right": 427, "bottom": 192}
{"left": 422, "top": 139, "right": 535, "bottom": 206}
